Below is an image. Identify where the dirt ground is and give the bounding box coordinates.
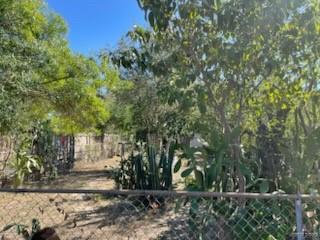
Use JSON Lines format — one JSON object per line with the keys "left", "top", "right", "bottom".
{"left": 0, "top": 191, "right": 192, "bottom": 240}
{"left": 0, "top": 156, "right": 189, "bottom": 239}
{"left": 24, "top": 156, "right": 121, "bottom": 190}
{"left": 23, "top": 156, "right": 185, "bottom": 190}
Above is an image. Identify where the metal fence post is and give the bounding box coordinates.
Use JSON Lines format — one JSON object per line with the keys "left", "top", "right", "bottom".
{"left": 295, "top": 192, "right": 304, "bottom": 240}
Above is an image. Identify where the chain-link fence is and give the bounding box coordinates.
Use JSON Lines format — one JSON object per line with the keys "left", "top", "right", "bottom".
{"left": 0, "top": 188, "right": 319, "bottom": 240}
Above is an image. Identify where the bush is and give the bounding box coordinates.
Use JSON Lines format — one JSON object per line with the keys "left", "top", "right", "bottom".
{"left": 115, "top": 142, "right": 176, "bottom": 190}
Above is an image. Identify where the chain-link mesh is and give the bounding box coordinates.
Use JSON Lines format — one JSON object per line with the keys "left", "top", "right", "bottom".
{"left": 0, "top": 189, "right": 319, "bottom": 239}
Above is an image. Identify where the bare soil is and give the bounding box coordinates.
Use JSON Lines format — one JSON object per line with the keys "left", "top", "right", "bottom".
{"left": 23, "top": 155, "right": 185, "bottom": 190}
{"left": 23, "top": 156, "right": 121, "bottom": 190}
{"left": 0, "top": 157, "right": 189, "bottom": 239}
{"left": 0, "top": 191, "right": 193, "bottom": 240}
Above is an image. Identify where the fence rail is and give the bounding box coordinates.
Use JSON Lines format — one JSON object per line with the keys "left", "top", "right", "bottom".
{"left": 0, "top": 188, "right": 319, "bottom": 199}
{"left": 0, "top": 188, "right": 319, "bottom": 239}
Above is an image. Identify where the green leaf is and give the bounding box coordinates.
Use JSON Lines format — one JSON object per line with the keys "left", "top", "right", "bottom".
{"left": 190, "top": 199, "right": 199, "bottom": 213}
{"left": 239, "top": 163, "right": 252, "bottom": 178}
{"left": 181, "top": 168, "right": 193, "bottom": 178}
{"left": 194, "top": 169, "right": 204, "bottom": 189}
{"left": 174, "top": 159, "right": 182, "bottom": 173}
{"left": 259, "top": 180, "right": 269, "bottom": 193}
{"left": 16, "top": 224, "right": 28, "bottom": 235}
{"left": 197, "top": 101, "right": 207, "bottom": 114}
{"left": 266, "top": 235, "right": 277, "bottom": 240}
{"left": 229, "top": 126, "right": 241, "bottom": 142}
{"left": 206, "top": 164, "right": 217, "bottom": 188}
{"left": 148, "top": 12, "right": 155, "bottom": 28}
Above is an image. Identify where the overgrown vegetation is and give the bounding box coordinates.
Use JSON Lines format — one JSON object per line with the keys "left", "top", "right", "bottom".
{"left": 1, "top": 0, "right": 320, "bottom": 238}
{"left": 108, "top": 1, "right": 320, "bottom": 238}
{"left": 115, "top": 142, "right": 176, "bottom": 190}
{"left": 108, "top": 0, "right": 320, "bottom": 195}
{"left": 0, "top": 0, "right": 126, "bottom": 184}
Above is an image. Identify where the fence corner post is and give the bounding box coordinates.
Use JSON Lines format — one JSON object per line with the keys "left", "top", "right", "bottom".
{"left": 295, "top": 192, "right": 304, "bottom": 240}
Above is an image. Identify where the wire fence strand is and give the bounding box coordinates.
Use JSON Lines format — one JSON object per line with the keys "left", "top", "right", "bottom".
{"left": 0, "top": 188, "right": 320, "bottom": 239}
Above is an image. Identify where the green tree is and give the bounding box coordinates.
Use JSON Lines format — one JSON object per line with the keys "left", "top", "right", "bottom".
{"left": 0, "top": 0, "right": 126, "bottom": 184}
{"left": 0, "top": 0, "right": 119, "bottom": 135}
{"left": 108, "top": 35, "right": 192, "bottom": 142}
{"left": 134, "top": 0, "right": 320, "bottom": 192}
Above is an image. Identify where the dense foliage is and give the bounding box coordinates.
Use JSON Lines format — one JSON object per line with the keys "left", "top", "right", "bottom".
{"left": 107, "top": 0, "right": 320, "bottom": 194}
{"left": 0, "top": 0, "right": 125, "bottom": 184}
{"left": 2, "top": 0, "right": 320, "bottom": 238}
{"left": 2, "top": 0, "right": 320, "bottom": 195}
{"left": 115, "top": 143, "right": 176, "bottom": 190}
{"left": 106, "top": 2, "right": 320, "bottom": 238}
{"left": 0, "top": 0, "right": 121, "bottom": 135}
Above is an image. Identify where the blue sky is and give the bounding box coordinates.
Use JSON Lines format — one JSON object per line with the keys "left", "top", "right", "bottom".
{"left": 46, "top": 0, "right": 147, "bottom": 55}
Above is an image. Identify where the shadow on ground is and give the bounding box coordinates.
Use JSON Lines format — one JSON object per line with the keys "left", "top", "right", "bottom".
{"left": 26, "top": 169, "right": 117, "bottom": 189}
{"left": 57, "top": 198, "right": 170, "bottom": 238}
